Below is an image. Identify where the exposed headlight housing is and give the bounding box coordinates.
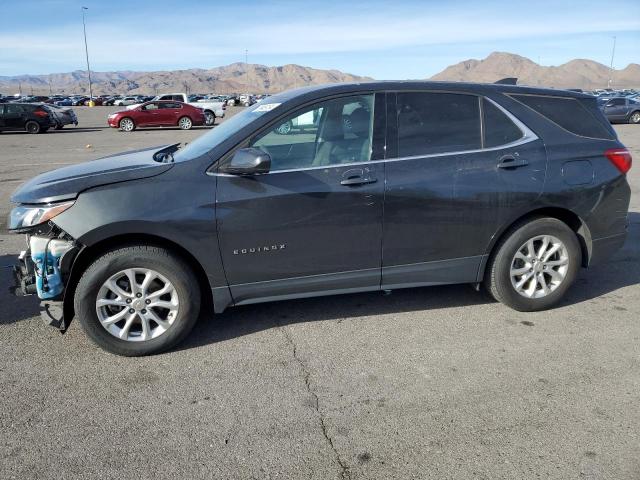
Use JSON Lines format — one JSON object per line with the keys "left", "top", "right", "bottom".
{"left": 8, "top": 201, "right": 75, "bottom": 231}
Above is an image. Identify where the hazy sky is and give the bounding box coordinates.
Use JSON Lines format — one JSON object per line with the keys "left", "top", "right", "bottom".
{"left": 1, "top": 0, "right": 638, "bottom": 78}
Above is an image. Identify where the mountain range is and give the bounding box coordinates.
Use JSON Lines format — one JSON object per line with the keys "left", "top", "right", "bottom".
{"left": 429, "top": 52, "right": 640, "bottom": 90}
{"left": 0, "top": 63, "right": 372, "bottom": 96}
{"left": 0, "top": 52, "right": 638, "bottom": 96}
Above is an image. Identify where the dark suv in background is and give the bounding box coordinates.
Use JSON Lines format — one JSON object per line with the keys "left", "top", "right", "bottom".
{"left": 9, "top": 82, "right": 632, "bottom": 355}
{"left": 0, "top": 103, "right": 55, "bottom": 133}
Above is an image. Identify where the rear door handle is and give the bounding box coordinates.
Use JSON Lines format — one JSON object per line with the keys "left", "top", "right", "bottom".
{"left": 497, "top": 156, "right": 529, "bottom": 169}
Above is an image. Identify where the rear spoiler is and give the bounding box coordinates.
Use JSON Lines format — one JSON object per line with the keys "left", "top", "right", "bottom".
{"left": 495, "top": 77, "right": 518, "bottom": 85}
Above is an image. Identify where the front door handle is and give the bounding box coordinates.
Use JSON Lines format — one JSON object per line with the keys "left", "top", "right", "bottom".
{"left": 340, "top": 168, "right": 377, "bottom": 186}
{"left": 340, "top": 176, "right": 377, "bottom": 186}
{"left": 497, "top": 156, "right": 529, "bottom": 169}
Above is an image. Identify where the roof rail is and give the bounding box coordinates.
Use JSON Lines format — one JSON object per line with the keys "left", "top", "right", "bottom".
{"left": 494, "top": 77, "right": 518, "bottom": 85}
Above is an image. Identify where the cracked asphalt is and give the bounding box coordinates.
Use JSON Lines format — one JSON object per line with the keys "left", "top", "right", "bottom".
{"left": 1, "top": 107, "right": 639, "bottom": 479}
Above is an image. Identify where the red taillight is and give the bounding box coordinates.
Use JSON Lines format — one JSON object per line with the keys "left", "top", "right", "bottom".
{"left": 605, "top": 148, "right": 632, "bottom": 174}
{"left": 33, "top": 109, "right": 48, "bottom": 118}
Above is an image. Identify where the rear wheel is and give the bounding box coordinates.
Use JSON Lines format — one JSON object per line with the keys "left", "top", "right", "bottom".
{"left": 629, "top": 111, "right": 640, "bottom": 124}
{"left": 204, "top": 111, "right": 215, "bottom": 126}
{"left": 119, "top": 117, "right": 135, "bottom": 132}
{"left": 178, "top": 116, "right": 193, "bottom": 130}
{"left": 74, "top": 246, "right": 201, "bottom": 356}
{"left": 484, "top": 217, "right": 581, "bottom": 311}
{"left": 25, "top": 121, "right": 41, "bottom": 134}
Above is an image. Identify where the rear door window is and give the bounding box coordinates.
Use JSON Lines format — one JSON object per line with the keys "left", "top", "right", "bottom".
{"left": 396, "top": 92, "right": 481, "bottom": 157}
{"left": 6, "top": 104, "right": 24, "bottom": 114}
{"left": 510, "top": 94, "right": 614, "bottom": 139}
{"left": 482, "top": 99, "right": 523, "bottom": 147}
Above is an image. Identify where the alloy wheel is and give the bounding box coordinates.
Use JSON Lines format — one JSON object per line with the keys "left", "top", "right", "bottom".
{"left": 96, "top": 268, "right": 179, "bottom": 342}
{"left": 204, "top": 112, "right": 214, "bottom": 125}
{"left": 630, "top": 112, "right": 640, "bottom": 124}
{"left": 510, "top": 235, "right": 569, "bottom": 299}
{"left": 179, "top": 117, "right": 192, "bottom": 129}
{"left": 120, "top": 118, "right": 134, "bottom": 132}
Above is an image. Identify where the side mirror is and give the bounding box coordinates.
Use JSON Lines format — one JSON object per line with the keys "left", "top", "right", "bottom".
{"left": 222, "top": 148, "right": 271, "bottom": 175}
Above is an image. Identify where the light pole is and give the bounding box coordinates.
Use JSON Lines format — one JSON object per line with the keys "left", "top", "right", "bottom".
{"left": 245, "top": 49, "right": 248, "bottom": 94}
{"left": 608, "top": 36, "right": 616, "bottom": 89}
{"left": 81, "top": 6, "right": 94, "bottom": 105}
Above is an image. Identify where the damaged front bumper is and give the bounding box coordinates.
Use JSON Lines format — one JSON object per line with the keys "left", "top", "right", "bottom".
{"left": 9, "top": 233, "right": 78, "bottom": 332}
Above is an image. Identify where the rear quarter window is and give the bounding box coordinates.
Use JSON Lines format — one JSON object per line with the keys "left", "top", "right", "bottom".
{"left": 509, "top": 94, "right": 614, "bottom": 140}
{"left": 482, "top": 99, "right": 523, "bottom": 147}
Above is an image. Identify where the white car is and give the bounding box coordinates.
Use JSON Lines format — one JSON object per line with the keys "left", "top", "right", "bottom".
{"left": 114, "top": 96, "right": 138, "bottom": 106}
{"left": 126, "top": 93, "right": 225, "bottom": 125}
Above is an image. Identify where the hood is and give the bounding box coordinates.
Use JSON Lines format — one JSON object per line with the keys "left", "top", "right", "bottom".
{"left": 11, "top": 145, "right": 175, "bottom": 204}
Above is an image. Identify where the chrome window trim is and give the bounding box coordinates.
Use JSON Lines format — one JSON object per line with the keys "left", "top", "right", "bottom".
{"left": 209, "top": 95, "right": 538, "bottom": 177}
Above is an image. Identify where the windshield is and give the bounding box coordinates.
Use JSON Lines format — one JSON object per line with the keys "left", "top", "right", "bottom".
{"left": 173, "top": 102, "right": 281, "bottom": 162}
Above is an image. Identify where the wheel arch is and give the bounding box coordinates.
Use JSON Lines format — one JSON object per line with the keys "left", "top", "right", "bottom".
{"left": 478, "top": 207, "right": 592, "bottom": 282}
{"left": 63, "top": 232, "right": 213, "bottom": 328}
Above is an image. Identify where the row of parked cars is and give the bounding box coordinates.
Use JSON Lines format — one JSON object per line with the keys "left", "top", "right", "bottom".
{"left": 0, "top": 102, "right": 77, "bottom": 133}
{"left": 0, "top": 91, "right": 231, "bottom": 134}
{"left": 589, "top": 89, "right": 640, "bottom": 124}
{"left": 0, "top": 92, "right": 269, "bottom": 107}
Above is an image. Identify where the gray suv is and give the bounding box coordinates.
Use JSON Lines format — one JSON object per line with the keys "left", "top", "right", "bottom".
{"left": 9, "top": 82, "right": 632, "bottom": 355}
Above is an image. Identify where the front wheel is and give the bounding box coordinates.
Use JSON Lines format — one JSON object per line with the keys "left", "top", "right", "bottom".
{"left": 484, "top": 217, "right": 581, "bottom": 311}
{"left": 629, "top": 111, "right": 640, "bottom": 124}
{"left": 74, "top": 246, "right": 201, "bottom": 356}
{"left": 119, "top": 117, "right": 135, "bottom": 132}
{"left": 178, "top": 116, "right": 193, "bottom": 130}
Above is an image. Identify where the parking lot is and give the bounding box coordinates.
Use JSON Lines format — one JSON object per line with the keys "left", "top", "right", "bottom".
{"left": 1, "top": 106, "right": 638, "bottom": 479}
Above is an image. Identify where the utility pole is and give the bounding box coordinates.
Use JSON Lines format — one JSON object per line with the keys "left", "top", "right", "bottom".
{"left": 81, "top": 7, "right": 94, "bottom": 105}
{"left": 48, "top": 76, "right": 53, "bottom": 95}
{"left": 608, "top": 36, "right": 617, "bottom": 89}
{"left": 245, "top": 49, "right": 248, "bottom": 93}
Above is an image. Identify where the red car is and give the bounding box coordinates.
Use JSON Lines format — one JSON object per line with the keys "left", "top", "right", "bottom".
{"left": 107, "top": 100, "right": 205, "bottom": 131}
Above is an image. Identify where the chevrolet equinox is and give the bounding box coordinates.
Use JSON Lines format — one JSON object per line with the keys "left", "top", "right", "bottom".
{"left": 9, "top": 82, "right": 632, "bottom": 356}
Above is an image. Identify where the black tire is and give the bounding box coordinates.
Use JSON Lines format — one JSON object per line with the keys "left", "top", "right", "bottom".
{"left": 204, "top": 110, "right": 215, "bottom": 126}
{"left": 629, "top": 111, "right": 640, "bottom": 124}
{"left": 55, "top": 124, "right": 64, "bottom": 130}
{"left": 74, "top": 246, "right": 201, "bottom": 356}
{"left": 484, "top": 217, "right": 581, "bottom": 311}
{"left": 25, "top": 120, "right": 41, "bottom": 134}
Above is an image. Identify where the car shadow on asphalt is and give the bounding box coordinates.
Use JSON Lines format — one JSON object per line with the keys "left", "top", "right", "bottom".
{"left": 0, "top": 128, "right": 105, "bottom": 135}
